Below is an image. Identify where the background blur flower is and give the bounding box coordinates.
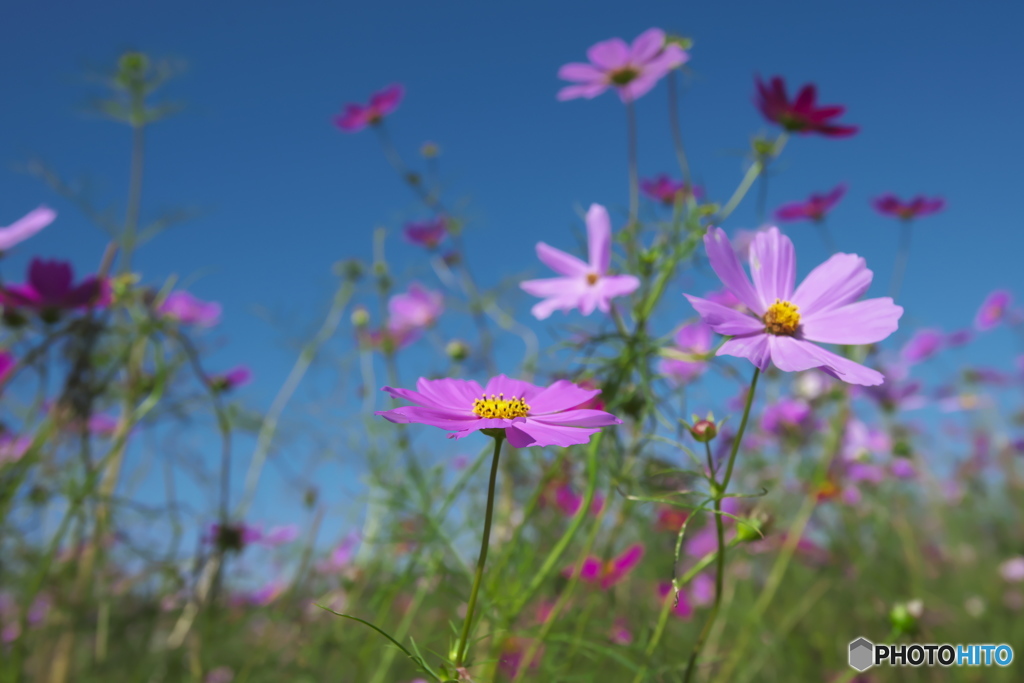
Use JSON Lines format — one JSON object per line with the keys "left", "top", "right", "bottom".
{"left": 211, "top": 366, "right": 252, "bottom": 392}
{"left": 334, "top": 84, "right": 404, "bottom": 132}
{"left": 159, "top": 291, "right": 222, "bottom": 327}
{"left": 2, "top": 259, "right": 109, "bottom": 315}
{"left": 376, "top": 375, "right": 621, "bottom": 447}
{"left": 872, "top": 194, "right": 945, "bottom": 220}
{"left": 558, "top": 28, "right": 688, "bottom": 102}
{"left": 946, "top": 329, "right": 974, "bottom": 347}
{"left": 403, "top": 217, "right": 447, "bottom": 249}
{"left": 685, "top": 227, "right": 902, "bottom": 385}
{"left": 658, "top": 582, "right": 694, "bottom": 619}
{"left": 0, "top": 435, "right": 30, "bottom": 466}
{"left": 755, "top": 76, "right": 857, "bottom": 137}
{"left": 775, "top": 184, "right": 846, "bottom": 222}
{"left": 520, "top": 204, "right": 640, "bottom": 320}
{"left": 204, "top": 667, "right": 235, "bottom": 683}
{"left": 0, "top": 206, "right": 55, "bottom": 251}
{"left": 999, "top": 557, "right": 1024, "bottom": 583}
{"left": 901, "top": 329, "right": 944, "bottom": 364}
{"left": 660, "top": 321, "right": 712, "bottom": 383}
{"left": 0, "top": 350, "right": 14, "bottom": 386}
{"left": 567, "top": 543, "right": 644, "bottom": 589}
{"left": 640, "top": 175, "right": 703, "bottom": 205}
{"left": 760, "top": 398, "right": 814, "bottom": 436}
{"left": 388, "top": 283, "right": 444, "bottom": 332}
{"left": 974, "top": 289, "right": 1012, "bottom": 331}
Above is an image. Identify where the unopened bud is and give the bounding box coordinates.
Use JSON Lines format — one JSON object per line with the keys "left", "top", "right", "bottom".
{"left": 889, "top": 599, "right": 923, "bottom": 635}
{"left": 690, "top": 419, "right": 717, "bottom": 443}
{"left": 351, "top": 306, "right": 370, "bottom": 328}
{"left": 446, "top": 339, "right": 470, "bottom": 362}
{"left": 665, "top": 34, "right": 694, "bottom": 51}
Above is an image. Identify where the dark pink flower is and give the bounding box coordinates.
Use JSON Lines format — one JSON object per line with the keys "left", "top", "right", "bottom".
{"left": 640, "top": 175, "right": 703, "bottom": 205}
{"left": 0, "top": 350, "right": 14, "bottom": 387}
{"left": 872, "top": 194, "right": 945, "bottom": 220}
{"left": 333, "top": 84, "right": 404, "bottom": 132}
{"left": 901, "top": 329, "right": 943, "bottom": 364}
{"left": 376, "top": 375, "right": 621, "bottom": 447}
{"left": 760, "top": 398, "right": 814, "bottom": 436}
{"left": 403, "top": 217, "right": 447, "bottom": 249}
{"left": 558, "top": 28, "right": 688, "bottom": 103}
{"left": 658, "top": 582, "right": 694, "bottom": 619}
{"left": 685, "top": 227, "right": 902, "bottom": 386}
{"left": 774, "top": 184, "right": 846, "bottom": 222}
{"left": 0, "top": 206, "right": 55, "bottom": 251}
{"left": 755, "top": 76, "right": 858, "bottom": 137}
{"left": 974, "top": 290, "right": 1012, "bottom": 331}
{"left": 520, "top": 204, "right": 640, "bottom": 320}
{"left": 211, "top": 366, "right": 251, "bottom": 392}
{"left": 566, "top": 543, "right": 644, "bottom": 589}
{"left": 159, "top": 291, "right": 222, "bottom": 327}
{"left": 2, "top": 259, "right": 109, "bottom": 316}
{"left": 660, "top": 321, "right": 713, "bottom": 383}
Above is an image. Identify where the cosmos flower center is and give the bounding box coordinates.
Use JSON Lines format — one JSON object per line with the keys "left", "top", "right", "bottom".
{"left": 763, "top": 299, "right": 801, "bottom": 335}
{"left": 472, "top": 393, "right": 531, "bottom": 419}
{"left": 586, "top": 273, "right": 600, "bottom": 286}
{"left": 608, "top": 67, "right": 640, "bottom": 86}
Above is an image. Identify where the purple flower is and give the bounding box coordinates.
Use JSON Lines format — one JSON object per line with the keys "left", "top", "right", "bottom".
{"left": 565, "top": 544, "right": 645, "bottom": 589}
{"left": 684, "top": 227, "right": 903, "bottom": 386}
{"left": 760, "top": 398, "right": 814, "bottom": 436}
{"left": 0, "top": 206, "right": 55, "bottom": 251}
{"left": 388, "top": 283, "right": 443, "bottom": 334}
{"left": 872, "top": 194, "right": 945, "bottom": 220}
{"left": 375, "top": 374, "right": 621, "bottom": 448}
{"left": 755, "top": 76, "right": 858, "bottom": 137}
{"left": 901, "top": 329, "right": 944, "bottom": 364}
{"left": 842, "top": 419, "right": 891, "bottom": 462}
{"left": 890, "top": 458, "right": 916, "bottom": 479}
{"left": 403, "top": 217, "right": 447, "bottom": 249}
{"left": 333, "top": 84, "right": 404, "bottom": 132}
{"left": 2, "top": 259, "right": 109, "bottom": 316}
{"left": 211, "top": 366, "right": 252, "bottom": 392}
{"left": 558, "top": 28, "right": 688, "bottom": 103}
{"left": 660, "top": 322, "right": 712, "bottom": 383}
{"left": 775, "top": 184, "right": 846, "bottom": 222}
{"left": 0, "top": 435, "right": 30, "bottom": 466}
{"left": 0, "top": 350, "right": 14, "bottom": 387}
{"left": 640, "top": 175, "right": 703, "bottom": 205}
{"left": 658, "top": 582, "right": 694, "bottom": 620}
{"left": 317, "top": 532, "right": 361, "bottom": 574}
{"left": 1001, "top": 557, "right": 1024, "bottom": 583}
{"left": 520, "top": 204, "right": 640, "bottom": 320}
{"left": 974, "top": 290, "right": 1012, "bottom": 331}
{"left": 159, "top": 291, "right": 222, "bottom": 327}
{"left": 262, "top": 524, "right": 299, "bottom": 545}
{"left": 205, "top": 522, "right": 264, "bottom": 552}
{"left": 946, "top": 329, "right": 973, "bottom": 347}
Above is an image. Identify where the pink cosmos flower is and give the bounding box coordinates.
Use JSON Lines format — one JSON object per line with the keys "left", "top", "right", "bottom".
{"left": 565, "top": 543, "right": 644, "bottom": 589}
{"left": 658, "top": 582, "right": 694, "bottom": 619}
{"left": 388, "top": 283, "right": 443, "bottom": 333}
{"left": 376, "top": 375, "right": 621, "bottom": 447}
{"left": 974, "top": 290, "right": 1012, "bottom": 331}
{"left": 558, "top": 28, "right": 688, "bottom": 103}
{"left": 2, "top": 259, "right": 109, "bottom": 315}
{"left": 333, "top": 84, "right": 404, "bottom": 132}
{"left": 262, "top": 524, "right": 300, "bottom": 545}
{"left": 901, "top": 329, "right": 944, "bottom": 364}
{"left": 403, "top": 217, "right": 447, "bottom": 249}
{"left": 775, "top": 184, "right": 846, "bottom": 222}
{"left": 640, "top": 175, "right": 703, "bottom": 205}
{"left": 689, "top": 573, "right": 715, "bottom": 607}
{"left": 872, "top": 194, "right": 945, "bottom": 220}
{"left": 0, "top": 206, "right": 55, "bottom": 251}
{"left": 520, "top": 204, "right": 640, "bottom": 320}
{"left": 554, "top": 485, "right": 605, "bottom": 517}
{"left": 317, "top": 532, "right": 360, "bottom": 574}
{"left": 660, "top": 321, "right": 712, "bottom": 383}
{"left": 755, "top": 76, "right": 858, "bottom": 137}
{"left": 159, "top": 291, "right": 222, "bottom": 327}
{"left": 842, "top": 419, "right": 891, "bottom": 462}
{"left": 684, "top": 227, "right": 902, "bottom": 386}
{"left": 211, "top": 366, "right": 251, "bottom": 392}
{"left": 608, "top": 618, "right": 633, "bottom": 645}
{"left": 1000, "top": 557, "right": 1024, "bottom": 583}
{"left": 760, "top": 398, "right": 814, "bottom": 436}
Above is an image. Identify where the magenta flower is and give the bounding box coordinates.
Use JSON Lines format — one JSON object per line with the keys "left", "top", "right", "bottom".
{"left": 658, "top": 582, "right": 694, "bottom": 619}
{"left": 0, "top": 206, "right": 55, "bottom": 251}
{"left": 403, "top": 217, "right": 447, "bottom": 249}
{"left": 760, "top": 398, "right": 814, "bottom": 436}
{"left": 333, "top": 84, "right": 404, "bottom": 132}
{"left": 376, "top": 375, "right": 621, "bottom": 447}
{"left": 608, "top": 618, "right": 634, "bottom": 645}
{"left": 775, "top": 184, "right": 846, "bottom": 222}
{"left": 901, "top": 329, "right": 944, "bottom": 364}
{"left": 684, "top": 227, "right": 902, "bottom": 386}
{"left": 388, "top": 283, "right": 443, "bottom": 333}
{"left": 520, "top": 204, "right": 640, "bottom": 320}
{"left": 0, "top": 350, "right": 14, "bottom": 387}
{"left": 660, "top": 321, "right": 712, "bottom": 383}
{"left": 558, "top": 28, "right": 688, "bottom": 103}
{"left": 317, "top": 532, "right": 360, "bottom": 574}
{"left": 211, "top": 366, "right": 251, "bottom": 392}
{"left": 640, "top": 175, "right": 703, "bottom": 205}
{"left": 159, "top": 291, "right": 222, "bottom": 327}
{"left": 554, "top": 485, "right": 605, "bottom": 517}
{"left": 974, "top": 290, "right": 1012, "bottom": 331}
{"left": 872, "top": 194, "right": 945, "bottom": 220}
{"left": 2, "top": 259, "right": 109, "bottom": 315}
{"left": 755, "top": 76, "right": 858, "bottom": 137}
{"left": 566, "top": 543, "right": 644, "bottom": 589}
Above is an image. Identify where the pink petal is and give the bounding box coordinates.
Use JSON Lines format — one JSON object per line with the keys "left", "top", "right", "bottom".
{"left": 586, "top": 204, "right": 612, "bottom": 273}
{"left": 618, "top": 72, "right": 662, "bottom": 102}
{"left": 529, "top": 380, "right": 601, "bottom": 414}
{"left": 684, "top": 294, "right": 764, "bottom": 336}
{"left": 748, "top": 227, "right": 795, "bottom": 307}
{"left": 596, "top": 274, "right": 640, "bottom": 301}
{"left": 703, "top": 228, "right": 764, "bottom": 315}
{"left": 483, "top": 374, "right": 545, "bottom": 400}
{"left": 0, "top": 207, "right": 55, "bottom": 251}
{"left": 530, "top": 408, "right": 621, "bottom": 427}
{"left": 535, "top": 242, "right": 589, "bottom": 277}
{"left": 797, "top": 344, "right": 885, "bottom": 386}
{"left": 557, "top": 83, "right": 609, "bottom": 101}
{"left": 558, "top": 63, "right": 605, "bottom": 83}
{"left": 586, "top": 37, "right": 630, "bottom": 70}
{"left": 800, "top": 298, "right": 903, "bottom": 345}
{"left": 629, "top": 28, "right": 666, "bottom": 63}
{"left": 767, "top": 336, "right": 830, "bottom": 373}
{"left": 520, "top": 276, "right": 578, "bottom": 298}
{"left": 415, "top": 378, "right": 485, "bottom": 408}
{"left": 717, "top": 333, "right": 771, "bottom": 370}
{"left": 508, "top": 420, "right": 600, "bottom": 448}
{"left": 791, "top": 253, "right": 872, "bottom": 316}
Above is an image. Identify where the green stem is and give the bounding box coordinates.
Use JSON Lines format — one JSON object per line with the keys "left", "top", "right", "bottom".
{"left": 626, "top": 100, "right": 639, "bottom": 228}
{"left": 816, "top": 219, "right": 838, "bottom": 255}
{"left": 718, "top": 134, "right": 788, "bottom": 222}
{"left": 455, "top": 435, "right": 504, "bottom": 666}
{"left": 667, "top": 70, "right": 692, "bottom": 183}
{"left": 889, "top": 219, "right": 913, "bottom": 300}
{"left": 120, "top": 123, "right": 146, "bottom": 274}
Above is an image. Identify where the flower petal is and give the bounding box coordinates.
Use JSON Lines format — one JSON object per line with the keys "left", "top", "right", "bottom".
{"left": 586, "top": 204, "right": 611, "bottom": 273}
{"left": 536, "top": 242, "right": 589, "bottom": 277}
{"left": 800, "top": 298, "right": 903, "bottom": 345}
{"left": 684, "top": 294, "right": 764, "bottom": 336}
{"left": 0, "top": 206, "right": 55, "bottom": 251}
{"left": 508, "top": 420, "right": 600, "bottom": 448}
{"left": 557, "top": 63, "right": 605, "bottom": 83}
{"left": 530, "top": 409, "right": 621, "bottom": 428}
{"left": 630, "top": 28, "right": 666, "bottom": 63}
{"left": 529, "top": 380, "right": 601, "bottom": 413}
{"left": 796, "top": 344, "right": 885, "bottom": 386}
{"left": 717, "top": 333, "right": 771, "bottom": 370}
{"left": 587, "top": 37, "right": 630, "bottom": 70}
{"left": 557, "top": 83, "right": 609, "bottom": 101}
{"left": 484, "top": 374, "right": 546, "bottom": 400}
{"left": 703, "top": 227, "right": 764, "bottom": 315}
{"left": 596, "top": 274, "right": 640, "bottom": 302}
{"left": 791, "top": 253, "right": 872, "bottom": 316}
{"left": 748, "top": 227, "right": 795, "bottom": 307}
{"left": 767, "top": 336, "right": 830, "bottom": 373}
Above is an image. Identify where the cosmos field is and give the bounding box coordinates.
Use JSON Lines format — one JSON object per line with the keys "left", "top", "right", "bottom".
{"left": 1, "top": 9, "right": 1023, "bottom": 683}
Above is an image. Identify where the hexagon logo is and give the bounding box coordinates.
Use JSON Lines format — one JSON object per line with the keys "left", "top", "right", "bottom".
{"left": 849, "top": 637, "right": 874, "bottom": 672}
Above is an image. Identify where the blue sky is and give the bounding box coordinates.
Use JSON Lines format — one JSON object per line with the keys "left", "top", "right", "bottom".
{"left": 2, "top": 0, "right": 1022, "bottom": 549}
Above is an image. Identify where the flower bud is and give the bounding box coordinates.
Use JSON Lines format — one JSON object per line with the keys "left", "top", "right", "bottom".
{"left": 351, "top": 306, "right": 370, "bottom": 328}
{"left": 665, "top": 34, "right": 694, "bottom": 51}
{"left": 420, "top": 141, "right": 440, "bottom": 158}
{"left": 446, "top": 339, "right": 470, "bottom": 362}
{"left": 889, "top": 599, "right": 923, "bottom": 635}
{"left": 689, "top": 419, "right": 717, "bottom": 443}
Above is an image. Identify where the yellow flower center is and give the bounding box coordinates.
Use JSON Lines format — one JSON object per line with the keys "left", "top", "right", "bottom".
{"left": 472, "top": 393, "right": 531, "bottom": 419}
{"left": 586, "top": 273, "right": 600, "bottom": 286}
{"left": 763, "top": 299, "right": 801, "bottom": 336}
